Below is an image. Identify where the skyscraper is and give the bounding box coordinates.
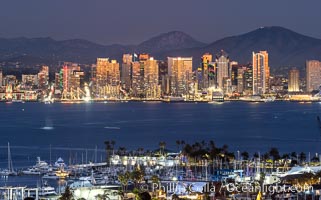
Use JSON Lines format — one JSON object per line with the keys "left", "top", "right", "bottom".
{"left": 60, "top": 62, "right": 83, "bottom": 98}
{"left": 131, "top": 61, "right": 144, "bottom": 97}
{"left": 243, "top": 64, "right": 253, "bottom": 95}
{"left": 96, "top": 58, "right": 120, "bottom": 98}
{"left": 201, "top": 53, "right": 213, "bottom": 90}
{"left": 0, "top": 70, "right": 2, "bottom": 87}
{"left": 215, "top": 50, "right": 230, "bottom": 93}
{"left": 252, "top": 51, "right": 270, "bottom": 95}
{"left": 121, "top": 54, "right": 133, "bottom": 92}
{"left": 143, "top": 57, "right": 159, "bottom": 99}
{"left": 38, "top": 65, "right": 49, "bottom": 90}
{"left": 288, "top": 68, "right": 300, "bottom": 92}
{"left": 167, "top": 57, "right": 193, "bottom": 96}
{"left": 306, "top": 60, "right": 321, "bottom": 92}
{"left": 158, "top": 60, "right": 170, "bottom": 96}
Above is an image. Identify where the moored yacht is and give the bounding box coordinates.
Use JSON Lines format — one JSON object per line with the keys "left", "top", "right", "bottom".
{"left": 22, "top": 157, "right": 51, "bottom": 175}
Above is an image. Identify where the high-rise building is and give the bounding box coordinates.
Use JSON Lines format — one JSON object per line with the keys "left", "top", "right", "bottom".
{"left": 143, "top": 57, "right": 159, "bottom": 99}
{"left": 61, "top": 63, "right": 81, "bottom": 92}
{"left": 288, "top": 68, "right": 300, "bottom": 92}
{"left": 306, "top": 60, "right": 321, "bottom": 92}
{"left": 237, "top": 67, "right": 245, "bottom": 94}
{"left": 215, "top": 50, "right": 231, "bottom": 93}
{"left": 3, "top": 75, "right": 17, "bottom": 87}
{"left": 131, "top": 61, "right": 144, "bottom": 97}
{"left": 243, "top": 64, "right": 253, "bottom": 95}
{"left": 252, "top": 51, "right": 270, "bottom": 95}
{"left": 121, "top": 54, "right": 133, "bottom": 92}
{"left": 230, "top": 61, "right": 239, "bottom": 93}
{"left": 168, "top": 57, "right": 193, "bottom": 96}
{"left": 22, "top": 74, "right": 38, "bottom": 88}
{"left": 38, "top": 66, "right": 49, "bottom": 90}
{"left": 158, "top": 61, "right": 169, "bottom": 95}
{"left": 55, "top": 72, "right": 61, "bottom": 90}
{"left": 201, "top": 53, "right": 213, "bottom": 90}
{"left": 0, "top": 70, "right": 2, "bottom": 87}
{"left": 96, "top": 58, "right": 120, "bottom": 98}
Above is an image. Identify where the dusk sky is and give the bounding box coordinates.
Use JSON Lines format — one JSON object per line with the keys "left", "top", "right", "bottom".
{"left": 1, "top": 0, "right": 321, "bottom": 45}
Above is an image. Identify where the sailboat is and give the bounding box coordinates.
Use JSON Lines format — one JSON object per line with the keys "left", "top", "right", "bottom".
{"left": 0, "top": 142, "right": 17, "bottom": 176}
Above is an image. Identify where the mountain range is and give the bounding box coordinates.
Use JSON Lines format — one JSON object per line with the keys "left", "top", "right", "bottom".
{"left": 1, "top": 26, "right": 321, "bottom": 70}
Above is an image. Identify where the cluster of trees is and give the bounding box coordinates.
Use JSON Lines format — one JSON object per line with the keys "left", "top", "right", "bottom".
{"left": 105, "top": 139, "right": 318, "bottom": 169}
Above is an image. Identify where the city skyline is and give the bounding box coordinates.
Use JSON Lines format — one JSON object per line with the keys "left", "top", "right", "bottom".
{"left": 1, "top": 0, "right": 321, "bottom": 45}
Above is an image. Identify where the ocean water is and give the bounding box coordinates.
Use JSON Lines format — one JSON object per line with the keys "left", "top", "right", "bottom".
{"left": 0, "top": 101, "right": 321, "bottom": 170}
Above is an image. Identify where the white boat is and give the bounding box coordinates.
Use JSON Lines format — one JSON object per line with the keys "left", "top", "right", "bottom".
{"left": 208, "top": 101, "right": 224, "bottom": 104}
{"left": 43, "top": 172, "right": 59, "bottom": 179}
{"left": 263, "top": 96, "right": 276, "bottom": 102}
{"left": 22, "top": 157, "right": 51, "bottom": 175}
{"left": 54, "top": 157, "right": 66, "bottom": 168}
{"left": 12, "top": 99, "right": 25, "bottom": 103}
{"left": 22, "top": 168, "right": 42, "bottom": 175}
{"left": 38, "top": 184, "right": 57, "bottom": 196}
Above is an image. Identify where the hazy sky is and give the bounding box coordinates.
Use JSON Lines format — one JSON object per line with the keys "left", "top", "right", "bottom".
{"left": 0, "top": 0, "right": 321, "bottom": 45}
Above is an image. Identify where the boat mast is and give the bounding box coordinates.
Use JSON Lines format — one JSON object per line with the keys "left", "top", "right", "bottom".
{"left": 8, "top": 142, "right": 10, "bottom": 171}
{"left": 50, "top": 144, "right": 52, "bottom": 165}
{"left": 8, "top": 142, "right": 13, "bottom": 173}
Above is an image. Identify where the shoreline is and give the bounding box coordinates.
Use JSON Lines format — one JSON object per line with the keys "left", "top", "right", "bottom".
{"left": 0, "top": 99, "right": 320, "bottom": 103}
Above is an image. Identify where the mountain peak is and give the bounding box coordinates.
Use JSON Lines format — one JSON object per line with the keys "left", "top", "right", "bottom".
{"left": 137, "top": 31, "right": 206, "bottom": 53}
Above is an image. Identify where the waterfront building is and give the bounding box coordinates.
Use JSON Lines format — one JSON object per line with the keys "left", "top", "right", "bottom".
{"left": 143, "top": 57, "right": 160, "bottom": 99}
{"left": 128, "top": 55, "right": 160, "bottom": 98}
{"left": 236, "top": 66, "right": 246, "bottom": 94}
{"left": 131, "top": 61, "right": 144, "bottom": 97}
{"left": 167, "top": 57, "right": 193, "bottom": 97}
{"left": 201, "top": 53, "right": 213, "bottom": 90}
{"left": 0, "top": 70, "right": 2, "bottom": 87}
{"left": 306, "top": 60, "right": 321, "bottom": 92}
{"left": 22, "top": 74, "right": 38, "bottom": 89}
{"left": 58, "top": 62, "right": 86, "bottom": 99}
{"left": 96, "top": 58, "right": 120, "bottom": 98}
{"left": 158, "top": 60, "right": 169, "bottom": 96}
{"left": 243, "top": 64, "right": 253, "bottom": 95}
{"left": 270, "top": 75, "right": 286, "bottom": 93}
{"left": 121, "top": 54, "right": 133, "bottom": 92}
{"left": 230, "top": 62, "right": 239, "bottom": 93}
{"left": 288, "top": 68, "right": 300, "bottom": 92}
{"left": 215, "top": 50, "right": 231, "bottom": 94}
{"left": 3, "top": 75, "right": 17, "bottom": 87}
{"left": 55, "top": 72, "right": 61, "bottom": 90}
{"left": 252, "top": 51, "right": 270, "bottom": 95}
{"left": 37, "top": 65, "right": 49, "bottom": 90}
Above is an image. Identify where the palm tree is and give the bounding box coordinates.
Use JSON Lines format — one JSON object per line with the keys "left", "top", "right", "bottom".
{"left": 111, "top": 140, "right": 116, "bottom": 152}
{"left": 269, "top": 147, "right": 280, "bottom": 171}
{"left": 176, "top": 140, "right": 181, "bottom": 152}
{"left": 104, "top": 141, "right": 112, "bottom": 165}
{"left": 118, "top": 171, "right": 130, "bottom": 193}
{"left": 299, "top": 152, "right": 306, "bottom": 164}
{"left": 59, "top": 186, "right": 74, "bottom": 200}
{"left": 138, "top": 191, "right": 151, "bottom": 200}
{"left": 131, "top": 167, "right": 145, "bottom": 188}
{"left": 241, "top": 151, "right": 249, "bottom": 160}
{"left": 95, "top": 191, "right": 110, "bottom": 200}
{"left": 290, "top": 152, "right": 298, "bottom": 166}
{"left": 159, "top": 141, "right": 166, "bottom": 156}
